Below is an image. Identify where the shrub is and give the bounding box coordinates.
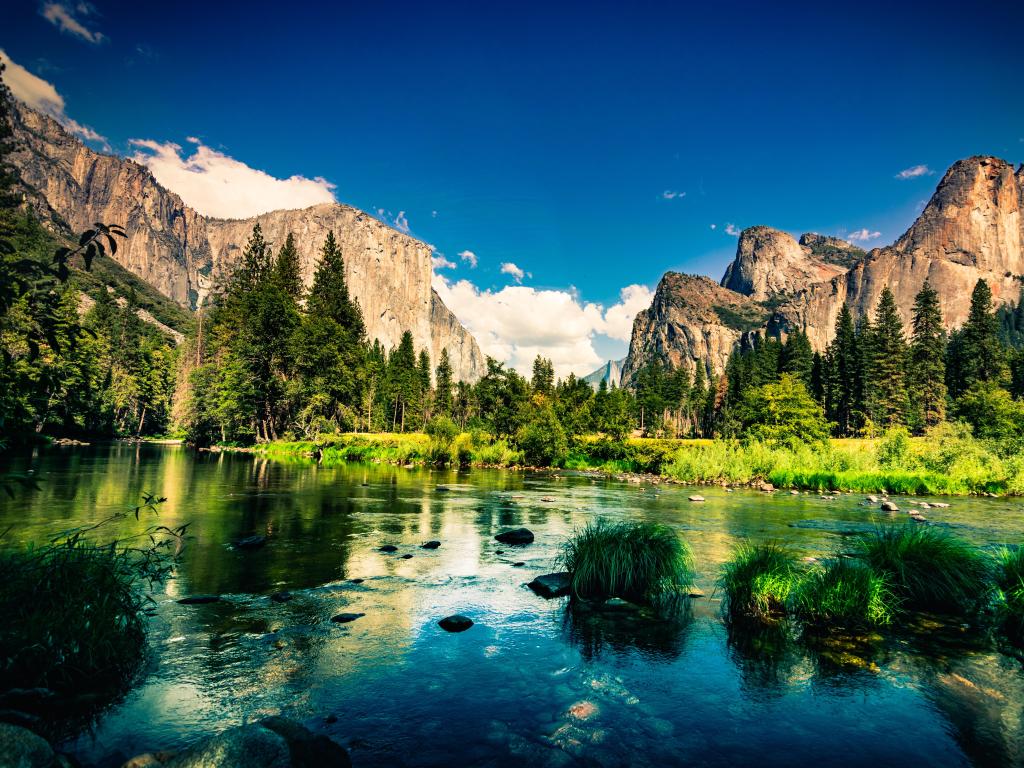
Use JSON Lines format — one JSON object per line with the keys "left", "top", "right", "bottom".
{"left": 516, "top": 405, "right": 568, "bottom": 466}
{"left": 559, "top": 520, "right": 694, "bottom": 608}
{"left": 993, "top": 547, "right": 1024, "bottom": 643}
{"left": 792, "top": 558, "right": 896, "bottom": 629}
{"left": 738, "top": 374, "right": 831, "bottom": 448}
{"left": 877, "top": 426, "right": 913, "bottom": 468}
{"left": 425, "top": 415, "right": 460, "bottom": 464}
{"left": 855, "top": 525, "right": 991, "bottom": 614}
{"left": 720, "top": 542, "right": 802, "bottom": 622}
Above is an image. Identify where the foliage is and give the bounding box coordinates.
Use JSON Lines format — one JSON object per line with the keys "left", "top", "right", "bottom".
{"left": 876, "top": 426, "right": 912, "bottom": 468}
{"left": 719, "top": 542, "right": 802, "bottom": 622}
{"left": 516, "top": 401, "right": 568, "bottom": 466}
{"left": 559, "top": 519, "right": 694, "bottom": 608}
{"left": 792, "top": 558, "right": 896, "bottom": 629}
{"left": 737, "top": 374, "right": 831, "bottom": 448}
{"left": 425, "top": 414, "right": 460, "bottom": 463}
{"left": 994, "top": 547, "right": 1024, "bottom": 643}
{"left": 854, "top": 526, "right": 992, "bottom": 614}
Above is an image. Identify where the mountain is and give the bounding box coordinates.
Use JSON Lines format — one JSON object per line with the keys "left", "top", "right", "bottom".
{"left": 583, "top": 358, "right": 625, "bottom": 389}
{"left": 623, "top": 156, "right": 1024, "bottom": 384}
{"left": 8, "top": 101, "right": 486, "bottom": 381}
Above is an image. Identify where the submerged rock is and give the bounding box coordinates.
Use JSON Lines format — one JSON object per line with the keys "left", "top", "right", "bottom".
{"left": 259, "top": 716, "right": 352, "bottom": 767}
{"left": 177, "top": 595, "right": 221, "bottom": 605}
{"left": 378, "top": 544, "right": 399, "bottom": 553}
{"left": 421, "top": 540, "right": 442, "bottom": 549}
{"left": 162, "top": 718, "right": 350, "bottom": 768}
{"left": 0, "top": 723, "right": 54, "bottom": 768}
{"left": 270, "top": 592, "right": 293, "bottom": 603}
{"left": 528, "top": 572, "right": 571, "bottom": 598}
{"left": 439, "top": 615, "right": 474, "bottom": 632}
{"left": 400, "top": 554, "right": 414, "bottom": 559}
{"left": 599, "top": 597, "right": 639, "bottom": 612}
{"left": 330, "top": 613, "right": 365, "bottom": 624}
{"left": 235, "top": 534, "right": 268, "bottom": 550}
{"left": 495, "top": 528, "right": 534, "bottom": 545}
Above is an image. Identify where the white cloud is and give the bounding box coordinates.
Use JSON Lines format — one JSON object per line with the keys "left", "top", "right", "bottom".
{"left": 392, "top": 210, "right": 410, "bottom": 234}
{"left": 500, "top": 262, "right": 526, "bottom": 283}
{"left": 847, "top": 228, "right": 882, "bottom": 242}
{"left": 662, "top": 190, "right": 685, "bottom": 200}
{"left": 458, "top": 250, "right": 478, "bottom": 268}
{"left": 895, "top": 164, "right": 933, "bottom": 180}
{"left": 725, "top": 223, "right": 741, "bottom": 236}
{"left": 710, "top": 224, "right": 717, "bottom": 230}
{"left": 432, "top": 254, "right": 456, "bottom": 270}
{"left": 0, "top": 49, "right": 106, "bottom": 145}
{"left": 431, "top": 210, "right": 438, "bottom": 218}
{"left": 129, "top": 137, "right": 336, "bottom": 219}
{"left": 434, "top": 276, "right": 653, "bottom": 379}
{"left": 40, "top": 2, "right": 104, "bottom": 44}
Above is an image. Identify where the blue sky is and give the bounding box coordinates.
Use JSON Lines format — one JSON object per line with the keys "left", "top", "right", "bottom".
{"left": 3, "top": 0, "right": 1023, "bottom": 375}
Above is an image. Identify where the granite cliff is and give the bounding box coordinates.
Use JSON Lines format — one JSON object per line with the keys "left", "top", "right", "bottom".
{"left": 8, "top": 101, "right": 485, "bottom": 381}
{"left": 623, "top": 156, "right": 1024, "bottom": 385}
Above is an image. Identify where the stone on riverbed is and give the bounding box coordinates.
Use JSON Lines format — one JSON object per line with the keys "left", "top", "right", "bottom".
{"left": 0, "top": 722, "right": 54, "bottom": 768}
{"left": 420, "top": 540, "right": 441, "bottom": 549}
{"left": 528, "top": 572, "right": 571, "bottom": 598}
{"left": 439, "top": 615, "right": 474, "bottom": 632}
{"left": 932, "top": 502, "right": 950, "bottom": 508}
{"left": 688, "top": 495, "right": 705, "bottom": 502}
{"left": 495, "top": 528, "right": 534, "bottom": 545}
{"left": 177, "top": 595, "right": 221, "bottom": 605}
{"left": 270, "top": 592, "right": 293, "bottom": 603}
{"left": 330, "top": 613, "right": 365, "bottom": 624}
{"left": 162, "top": 718, "right": 351, "bottom": 768}
{"left": 234, "top": 534, "right": 267, "bottom": 550}
{"left": 881, "top": 501, "right": 899, "bottom": 512}
{"left": 378, "top": 544, "right": 399, "bottom": 553}
{"left": 867, "top": 495, "right": 879, "bottom": 503}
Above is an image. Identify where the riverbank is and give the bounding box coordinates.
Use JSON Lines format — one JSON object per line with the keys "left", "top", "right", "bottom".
{"left": 237, "top": 429, "right": 1024, "bottom": 497}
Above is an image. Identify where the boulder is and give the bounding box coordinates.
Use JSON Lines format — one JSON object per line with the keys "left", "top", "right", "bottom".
{"left": 330, "top": 613, "right": 365, "bottom": 624}
{"left": 259, "top": 717, "right": 351, "bottom": 768}
{"left": 528, "top": 572, "right": 571, "bottom": 599}
{"left": 495, "top": 528, "right": 534, "bottom": 545}
{"left": 164, "top": 719, "right": 350, "bottom": 768}
{"left": 438, "top": 615, "right": 474, "bottom": 632}
{"left": 177, "top": 595, "right": 221, "bottom": 605}
{"left": 420, "top": 541, "right": 441, "bottom": 549}
{"left": 881, "top": 501, "right": 899, "bottom": 512}
{"left": 235, "top": 535, "right": 267, "bottom": 550}
{"left": 0, "top": 723, "right": 54, "bottom": 768}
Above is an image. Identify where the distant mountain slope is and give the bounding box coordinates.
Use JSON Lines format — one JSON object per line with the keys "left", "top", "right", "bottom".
{"left": 622, "top": 156, "right": 1024, "bottom": 384}
{"left": 583, "top": 358, "right": 624, "bottom": 389}
{"left": 8, "top": 100, "right": 485, "bottom": 381}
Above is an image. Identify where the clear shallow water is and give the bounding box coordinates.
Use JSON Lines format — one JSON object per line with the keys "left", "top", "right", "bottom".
{"left": 2, "top": 443, "right": 1024, "bottom": 767}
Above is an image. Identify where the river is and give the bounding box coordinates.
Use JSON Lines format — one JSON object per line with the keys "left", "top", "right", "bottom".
{"left": 2, "top": 442, "right": 1022, "bottom": 767}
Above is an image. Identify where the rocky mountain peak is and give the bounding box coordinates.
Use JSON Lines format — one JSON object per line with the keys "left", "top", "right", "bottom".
{"left": 721, "top": 225, "right": 846, "bottom": 300}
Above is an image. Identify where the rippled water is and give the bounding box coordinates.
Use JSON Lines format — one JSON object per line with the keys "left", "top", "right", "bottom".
{"left": 2, "top": 443, "right": 1024, "bottom": 767}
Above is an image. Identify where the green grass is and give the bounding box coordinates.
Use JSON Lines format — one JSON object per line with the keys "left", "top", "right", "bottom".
{"left": 792, "top": 558, "right": 897, "bottom": 629}
{"left": 719, "top": 542, "right": 802, "bottom": 622}
{"left": 855, "top": 526, "right": 992, "bottom": 615}
{"left": 0, "top": 537, "right": 148, "bottom": 693}
{"left": 558, "top": 520, "right": 694, "bottom": 608}
{"left": 994, "top": 547, "right": 1024, "bottom": 642}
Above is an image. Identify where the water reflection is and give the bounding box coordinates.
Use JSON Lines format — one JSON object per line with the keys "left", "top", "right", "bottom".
{"left": 562, "top": 600, "right": 693, "bottom": 661}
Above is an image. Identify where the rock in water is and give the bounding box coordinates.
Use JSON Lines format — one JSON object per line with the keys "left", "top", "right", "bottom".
{"left": 495, "top": 528, "right": 534, "bottom": 545}
{"left": 177, "top": 595, "right": 221, "bottom": 605}
{"left": 378, "top": 544, "right": 399, "bottom": 553}
{"left": 163, "top": 719, "right": 351, "bottom": 768}
{"left": 235, "top": 534, "right": 267, "bottom": 550}
{"left": 259, "top": 717, "right": 352, "bottom": 768}
{"left": 688, "top": 495, "right": 705, "bottom": 502}
{"left": 439, "top": 615, "right": 474, "bottom": 632}
{"left": 270, "top": 592, "right": 293, "bottom": 603}
{"left": 421, "top": 540, "right": 442, "bottom": 549}
{"left": 881, "top": 501, "right": 899, "bottom": 512}
{"left": 0, "top": 723, "right": 55, "bottom": 768}
{"left": 330, "top": 613, "right": 365, "bottom": 624}
{"left": 528, "top": 572, "right": 571, "bottom": 598}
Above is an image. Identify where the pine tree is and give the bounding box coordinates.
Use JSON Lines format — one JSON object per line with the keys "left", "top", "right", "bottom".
{"left": 434, "top": 348, "right": 453, "bottom": 416}
{"left": 824, "top": 304, "right": 856, "bottom": 435}
{"left": 949, "top": 279, "right": 1006, "bottom": 397}
{"left": 308, "top": 231, "right": 366, "bottom": 338}
{"left": 273, "top": 232, "right": 304, "bottom": 301}
{"left": 780, "top": 330, "right": 813, "bottom": 388}
{"left": 867, "top": 287, "right": 907, "bottom": 428}
{"left": 235, "top": 223, "right": 272, "bottom": 292}
{"left": 908, "top": 281, "right": 946, "bottom": 430}
{"left": 531, "top": 355, "right": 555, "bottom": 396}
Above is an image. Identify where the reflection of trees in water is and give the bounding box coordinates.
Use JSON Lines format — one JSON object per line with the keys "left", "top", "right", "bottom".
{"left": 561, "top": 600, "right": 692, "bottom": 661}
{"left": 726, "top": 619, "right": 808, "bottom": 699}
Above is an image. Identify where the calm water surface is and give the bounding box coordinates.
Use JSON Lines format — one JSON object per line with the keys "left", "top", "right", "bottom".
{"left": 2, "top": 443, "right": 1024, "bottom": 767}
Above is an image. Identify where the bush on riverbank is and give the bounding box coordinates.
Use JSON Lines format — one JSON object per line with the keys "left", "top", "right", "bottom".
{"left": 856, "top": 526, "right": 992, "bottom": 614}
{"left": 559, "top": 520, "right": 693, "bottom": 608}
{"left": 720, "top": 542, "right": 801, "bottom": 623}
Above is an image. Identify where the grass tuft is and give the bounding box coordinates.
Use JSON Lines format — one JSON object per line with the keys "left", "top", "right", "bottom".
{"left": 792, "top": 558, "right": 897, "bottom": 629}
{"left": 855, "top": 525, "right": 992, "bottom": 614}
{"left": 559, "top": 520, "right": 693, "bottom": 608}
{"left": 720, "top": 542, "right": 802, "bottom": 623}
{"left": 994, "top": 547, "right": 1024, "bottom": 643}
